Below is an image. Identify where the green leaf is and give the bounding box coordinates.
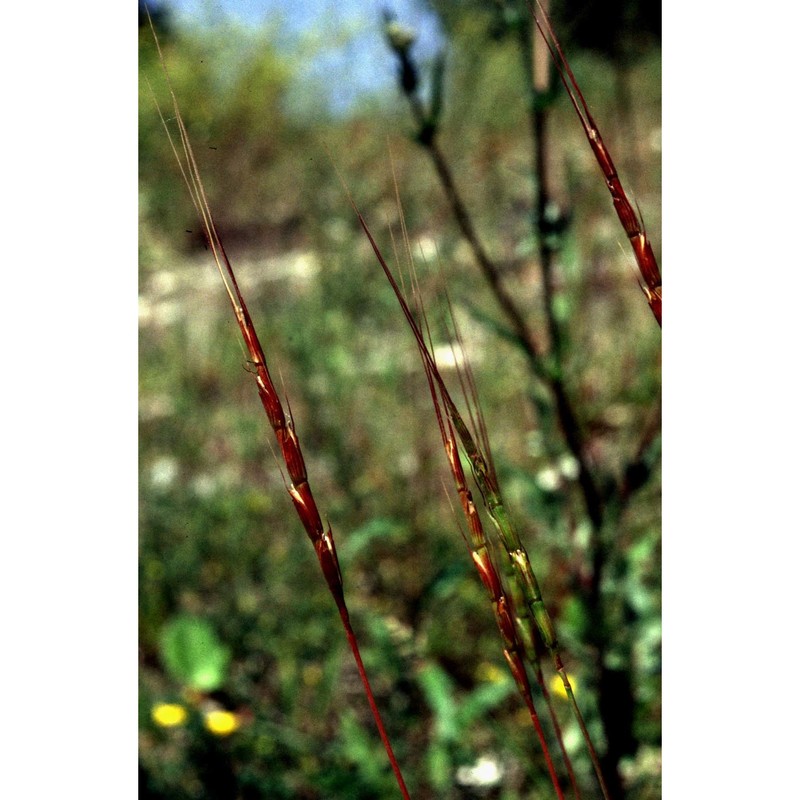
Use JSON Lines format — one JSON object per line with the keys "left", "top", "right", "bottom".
{"left": 337, "top": 517, "right": 405, "bottom": 565}
{"left": 427, "top": 740, "right": 451, "bottom": 792}
{"left": 159, "top": 614, "right": 230, "bottom": 692}
{"left": 457, "top": 677, "right": 514, "bottom": 727}
{"left": 417, "top": 663, "right": 458, "bottom": 742}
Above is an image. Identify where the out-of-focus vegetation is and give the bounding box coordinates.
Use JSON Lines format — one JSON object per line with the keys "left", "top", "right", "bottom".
{"left": 139, "top": 1, "right": 661, "bottom": 797}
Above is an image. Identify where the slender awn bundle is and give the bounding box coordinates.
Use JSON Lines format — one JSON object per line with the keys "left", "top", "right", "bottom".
{"left": 144, "top": 14, "right": 411, "bottom": 799}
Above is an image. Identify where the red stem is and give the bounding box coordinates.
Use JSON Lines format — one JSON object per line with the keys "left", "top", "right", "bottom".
{"left": 340, "top": 608, "right": 411, "bottom": 800}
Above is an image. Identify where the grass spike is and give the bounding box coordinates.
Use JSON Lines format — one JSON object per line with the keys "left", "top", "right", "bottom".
{"left": 145, "top": 12, "right": 411, "bottom": 798}
{"left": 337, "top": 163, "right": 611, "bottom": 798}
{"left": 393, "top": 219, "right": 568, "bottom": 800}
{"left": 528, "top": 0, "right": 662, "bottom": 325}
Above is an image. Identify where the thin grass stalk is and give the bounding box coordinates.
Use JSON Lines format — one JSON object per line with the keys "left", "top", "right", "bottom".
{"left": 419, "top": 275, "right": 582, "bottom": 799}
{"left": 421, "top": 352, "right": 566, "bottom": 797}
{"left": 440, "top": 312, "right": 581, "bottom": 800}
{"left": 144, "top": 17, "right": 411, "bottom": 799}
{"left": 527, "top": 0, "right": 662, "bottom": 325}
{"left": 436, "top": 392, "right": 611, "bottom": 800}
{"left": 340, "top": 183, "right": 612, "bottom": 800}
{"left": 438, "top": 399, "right": 567, "bottom": 800}
{"left": 383, "top": 23, "right": 605, "bottom": 534}
{"left": 446, "top": 430, "right": 580, "bottom": 799}
{"left": 393, "top": 231, "right": 573, "bottom": 799}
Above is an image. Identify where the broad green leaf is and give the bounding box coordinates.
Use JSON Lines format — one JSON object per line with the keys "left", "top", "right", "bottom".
{"left": 159, "top": 615, "right": 230, "bottom": 692}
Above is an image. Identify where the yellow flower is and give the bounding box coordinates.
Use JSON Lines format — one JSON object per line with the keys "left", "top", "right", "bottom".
{"left": 204, "top": 709, "right": 239, "bottom": 737}
{"left": 152, "top": 703, "right": 188, "bottom": 728}
{"left": 549, "top": 673, "right": 578, "bottom": 701}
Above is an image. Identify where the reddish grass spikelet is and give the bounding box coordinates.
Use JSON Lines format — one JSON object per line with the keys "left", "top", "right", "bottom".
{"left": 341, "top": 165, "right": 594, "bottom": 797}
{"left": 528, "top": 0, "right": 662, "bottom": 326}
{"left": 409, "top": 288, "right": 568, "bottom": 797}
{"left": 342, "top": 183, "right": 613, "bottom": 797}
{"left": 145, "top": 13, "right": 411, "bottom": 799}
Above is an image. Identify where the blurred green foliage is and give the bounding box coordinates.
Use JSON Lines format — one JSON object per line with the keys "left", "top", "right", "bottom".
{"left": 160, "top": 615, "right": 231, "bottom": 692}
{"left": 140, "top": 2, "right": 661, "bottom": 798}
